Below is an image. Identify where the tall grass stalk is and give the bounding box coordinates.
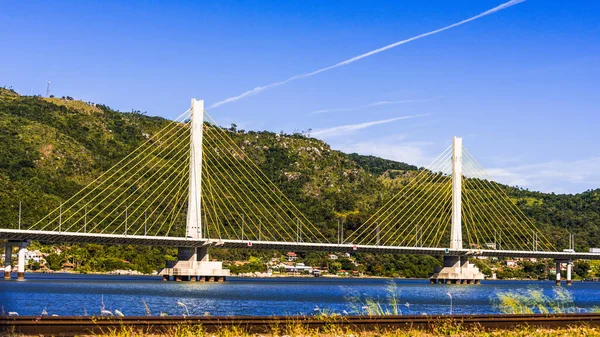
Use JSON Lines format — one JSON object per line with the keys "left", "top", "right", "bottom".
{"left": 345, "top": 280, "right": 403, "bottom": 316}
{"left": 495, "top": 287, "right": 578, "bottom": 314}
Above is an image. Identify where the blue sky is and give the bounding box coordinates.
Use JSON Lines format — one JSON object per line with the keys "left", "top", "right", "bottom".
{"left": 1, "top": 0, "right": 599, "bottom": 194}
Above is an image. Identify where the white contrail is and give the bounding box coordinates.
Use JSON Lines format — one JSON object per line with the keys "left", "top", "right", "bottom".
{"left": 209, "top": 0, "right": 525, "bottom": 109}
{"left": 311, "top": 114, "right": 430, "bottom": 138}
{"left": 311, "top": 97, "right": 438, "bottom": 115}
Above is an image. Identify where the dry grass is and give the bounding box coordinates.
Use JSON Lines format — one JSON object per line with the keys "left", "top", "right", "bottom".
{"left": 68, "top": 322, "right": 600, "bottom": 337}
{"left": 5, "top": 318, "right": 600, "bottom": 336}
{"left": 28, "top": 321, "right": 600, "bottom": 337}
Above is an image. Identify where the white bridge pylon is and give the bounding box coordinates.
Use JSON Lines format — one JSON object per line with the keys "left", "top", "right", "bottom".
{"left": 450, "top": 136, "right": 462, "bottom": 250}
{"left": 186, "top": 99, "right": 203, "bottom": 239}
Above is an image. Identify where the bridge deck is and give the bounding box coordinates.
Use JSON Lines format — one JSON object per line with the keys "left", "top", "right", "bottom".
{"left": 1, "top": 229, "right": 598, "bottom": 261}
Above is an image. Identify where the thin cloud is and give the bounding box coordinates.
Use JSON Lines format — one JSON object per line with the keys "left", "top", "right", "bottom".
{"left": 485, "top": 157, "right": 600, "bottom": 194}
{"left": 209, "top": 0, "right": 525, "bottom": 109}
{"left": 336, "top": 135, "right": 435, "bottom": 167}
{"left": 311, "top": 97, "right": 438, "bottom": 115}
{"left": 311, "top": 114, "right": 430, "bottom": 138}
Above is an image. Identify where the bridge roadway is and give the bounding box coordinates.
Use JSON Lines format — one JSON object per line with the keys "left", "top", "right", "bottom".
{"left": 1, "top": 228, "right": 598, "bottom": 261}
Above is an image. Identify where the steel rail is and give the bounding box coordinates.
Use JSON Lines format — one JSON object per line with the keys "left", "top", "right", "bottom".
{"left": 3, "top": 313, "right": 600, "bottom": 336}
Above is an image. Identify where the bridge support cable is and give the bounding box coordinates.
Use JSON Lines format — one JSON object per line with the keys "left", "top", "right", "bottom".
{"left": 201, "top": 158, "right": 252, "bottom": 240}
{"left": 349, "top": 146, "right": 454, "bottom": 247}
{"left": 200, "top": 119, "right": 302, "bottom": 242}
{"left": 51, "top": 116, "right": 190, "bottom": 233}
{"left": 201, "top": 111, "right": 329, "bottom": 243}
{"left": 81, "top": 130, "right": 190, "bottom": 236}
{"left": 359, "top": 157, "right": 450, "bottom": 246}
{"left": 346, "top": 145, "right": 452, "bottom": 244}
{"left": 461, "top": 161, "right": 520, "bottom": 247}
{"left": 76, "top": 123, "right": 190, "bottom": 228}
{"left": 379, "top": 169, "right": 452, "bottom": 247}
{"left": 126, "top": 152, "right": 190, "bottom": 236}
{"left": 434, "top": 201, "right": 455, "bottom": 248}
{"left": 460, "top": 190, "right": 478, "bottom": 249}
{"left": 462, "top": 158, "right": 531, "bottom": 250}
{"left": 201, "top": 125, "right": 300, "bottom": 242}
{"left": 200, "top": 168, "right": 226, "bottom": 240}
{"left": 461, "top": 167, "right": 516, "bottom": 251}
{"left": 162, "top": 174, "right": 192, "bottom": 236}
{"left": 354, "top": 149, "right": 452, "bottom": 246}
{"left": 461, "top": 148, "right": 553, "bottom": 251}
{"left": 200, "top": 141, "right": 291, "bottom": 241}
{"left": 151, "top": 165, "right": 192, "bottom": 236}
{"left": 102, "top": 135, "right": 191, "bottom": 234}
{"left": 29, "top": 110, "right": 193, "bottom": 236}
{"left": 462, "top": 188, "right": 495, "bottom": 249}
{"left": 421, "top": 184, "right": 454, "bottom": 247}
{"left": 30, "top": 109, "right": 192, "bottom": 232}
{"left": 395, "top": 164, "right": 452, "bottom": 245}
{"left": 86, "top": 128, "right": 191, "bottom": 235}
{"left": 201, "top": 126, "right": 321, "bottom": 242}
{"left": 461, "top": 153, "right": 547, "bottom": 251}
{"left": 350, "top": 147, "right": 447, "bottom": 242}
{"left": 201, "top": 114, "right": 319, "bottom": 242}
{"left": 462, "top": 164, "right": 530, "bottom": 251}
{"left": 399, "top": 180, "right": 451, "bottom": 247}
{"left": 32, "top": 110, "right": 191, "bottom": 232}
{"left": 463, "top": 148, "right": 553, "bottom": 250}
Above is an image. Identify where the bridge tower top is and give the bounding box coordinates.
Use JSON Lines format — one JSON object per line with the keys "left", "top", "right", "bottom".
{"left": 450, "top": 136, "right": 462, "bottom": 249}
{"left": 186, "top": 99, "right": 204, "bottom": 239}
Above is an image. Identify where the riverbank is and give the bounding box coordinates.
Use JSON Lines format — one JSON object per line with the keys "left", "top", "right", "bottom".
{"left": 20, "top": 269, "right": 572, "bottom": 282}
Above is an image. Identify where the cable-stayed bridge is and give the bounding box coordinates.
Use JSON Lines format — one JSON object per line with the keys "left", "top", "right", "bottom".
{"left": 2, "top": 99, "right": 597, "bottom": 284}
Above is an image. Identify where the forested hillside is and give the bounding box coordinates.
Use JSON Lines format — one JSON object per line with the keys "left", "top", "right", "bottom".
{"left": 1, "top": 87, "right": 599, "bottom": 275}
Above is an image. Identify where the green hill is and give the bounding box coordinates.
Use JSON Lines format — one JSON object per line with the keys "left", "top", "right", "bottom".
{"left": 1, "top": 87, "right": 598, "bottom": 275}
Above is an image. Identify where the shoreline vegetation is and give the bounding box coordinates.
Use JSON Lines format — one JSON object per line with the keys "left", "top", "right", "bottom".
{"left": 16, "top": 269, "right": 589, "bottom": 282}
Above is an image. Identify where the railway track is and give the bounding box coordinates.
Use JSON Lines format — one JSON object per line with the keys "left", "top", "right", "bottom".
{"left": 3, "top": 313, "right": 600, "bottom": 336}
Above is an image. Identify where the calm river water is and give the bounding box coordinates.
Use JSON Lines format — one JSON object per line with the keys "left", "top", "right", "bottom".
{"left": 1, "top": 274, "right": 599, "bottom": 316}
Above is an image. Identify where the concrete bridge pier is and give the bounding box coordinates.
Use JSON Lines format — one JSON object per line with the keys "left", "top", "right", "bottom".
{"left": 158, "top": 245, "right": 230, "bottom": 282}
{"left": 555, "top": 260, "right": 572, "bottom": 286}
{"left": 3, "top": 241, "right": 28, "bottom": 280}
{"left": 17, "top": 243, "right": 26, "bottom": 280}
{"left": 429, "top": 255, "right": 485, "bottom": 284}
{"left": 4, "top": 245, "right": 11, "bottom": 279}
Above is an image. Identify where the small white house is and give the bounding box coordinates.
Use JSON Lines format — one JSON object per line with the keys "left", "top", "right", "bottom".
{"left": 25, "top": 249, "right": 44, "bottom": 264}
